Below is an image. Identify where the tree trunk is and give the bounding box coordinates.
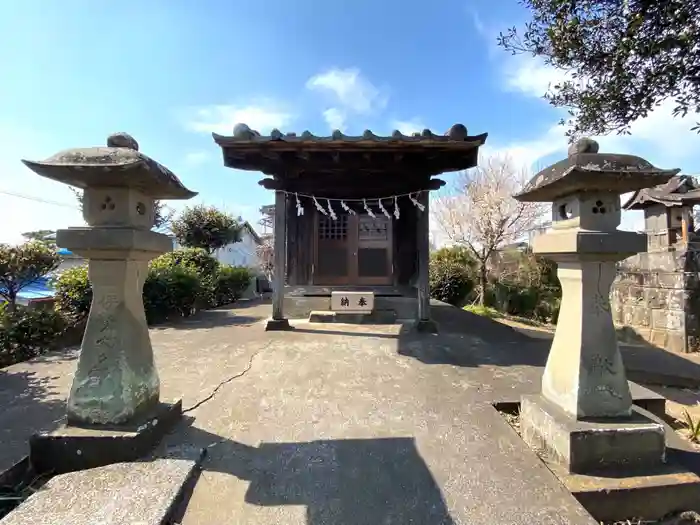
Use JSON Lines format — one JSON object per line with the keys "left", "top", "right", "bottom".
{"left": 478, "top": 262, "right": 488, "bottom": 307}
{"left": 6, "top": 291, "right": 16, "bottom": 312}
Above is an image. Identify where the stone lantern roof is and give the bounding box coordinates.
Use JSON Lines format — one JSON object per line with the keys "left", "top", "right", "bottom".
{"left": 514, "top": 138, "right": 680, "bottom": 202}
{"left": 623, "top": 174, "right": 700, "bottom": 210}
{"left": 21, "top": 133, "right": 197, "bottom": 200}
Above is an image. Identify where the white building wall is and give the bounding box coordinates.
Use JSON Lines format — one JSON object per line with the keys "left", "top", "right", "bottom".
{"left": 213, "top": 231, "right": 261, "bottom": 269}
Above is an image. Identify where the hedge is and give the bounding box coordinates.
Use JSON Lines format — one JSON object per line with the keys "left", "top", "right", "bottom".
{"left": 54, "top": 248, "right": 253, "bottom": 325}
{"left": 1, "top": 249, "right": 254, "bottom": 368}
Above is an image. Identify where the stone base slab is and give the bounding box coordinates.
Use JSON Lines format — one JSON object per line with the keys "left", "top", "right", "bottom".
{"left": 29, "top": 400, "right": 182, "bottom": 474}
{"left": 0, "top": 452, "right": 206, "bottom": 525}
{"left": 265, "top": 318, "right": 292, "bottom": 331}
{"left": 493, "top": 381, "right": 666, "bottom": 420}
{"left": 520, "top": 394, "right": 665, "bottom": 474}
{"left": 308, "top": 310, "right": 398, "bottom": 325}
{"left": 546, "top": 458, "right": 700, "bottom": 522}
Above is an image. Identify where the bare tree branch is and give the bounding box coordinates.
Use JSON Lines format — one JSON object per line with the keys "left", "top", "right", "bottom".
{"left": 432, "top": 154, "right": 548, "bottom": 304}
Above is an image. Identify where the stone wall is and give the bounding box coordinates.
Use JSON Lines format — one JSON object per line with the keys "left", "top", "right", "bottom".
{"left": 611, "top": 249, "right": 700, "bottom": 353}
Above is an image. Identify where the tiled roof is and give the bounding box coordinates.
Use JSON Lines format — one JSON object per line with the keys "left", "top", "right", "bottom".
{"left": 213, "top": 123, "right": 487, "bottom": 147}
{"left": 623, "top": 174, "right": 700, "bottom": 210}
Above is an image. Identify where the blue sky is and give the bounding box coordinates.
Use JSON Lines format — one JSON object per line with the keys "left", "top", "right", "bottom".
{"left": 1, "top": 0, "right": 698, "bottom": 243}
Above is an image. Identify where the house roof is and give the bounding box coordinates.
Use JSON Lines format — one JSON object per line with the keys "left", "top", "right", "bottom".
{"left": 241, "top": 221, "right": 262, "bottom": 245}
{"left": 212, "top": 123, "right": 488, "bottom": 181}
{"left": 623, "top": 175, "right": 700, "bottom": 210}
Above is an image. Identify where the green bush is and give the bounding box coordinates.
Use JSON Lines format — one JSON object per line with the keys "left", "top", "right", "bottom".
{"left": 151, "top": 248, "right": 220, "bottom": 307}
{"left": 431, "top": 246, "right": 477, "bottom": 274}
{"left": 429, "top": 260, "right": 474, "bottom": 306}
{"left": 53, "top": 265, "right": 92, "bottom": 322}
{"left": 52, "top": 248, "right": 248, "bottom": 328}
{"left": 0, "top": 306, "right": 67, "bottom": 367}
{"left": 153, "top": 248, "right": 220, "bottom": 276}
{"left": 212, "top": 265, "right": 252, "bottom": 307}
{"left": 143, "top": 264, "right": 202, "bottom": 324}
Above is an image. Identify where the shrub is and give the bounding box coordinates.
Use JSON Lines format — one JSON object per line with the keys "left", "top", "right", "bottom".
{"left": 0, "top": 306, "right": 67, "bottom": 367}
{"left": 143, "top": 264, "right": 202, "bottom": 324}
{"left": 151, "top": 248, "right": 220, "bottom": 307}
{"left": 54, "top": 265, "right": 92, "bottom": 323}
{"left": 153, "top": 248, "right": 220, "bottom": 276}
{"left": 429, "top": 261, "right": 474, "bottom": 306}
{"left": 431, "top": 246, "right": 477, "bottom": 274}
{"left": 212, "top": 265, "right": 252, "bottom": 307}
{"left": 52, "top": 249, "right": 247, "bottom": 328}
{"left": 0, "top": 241, "right": 60, "bottom": 309}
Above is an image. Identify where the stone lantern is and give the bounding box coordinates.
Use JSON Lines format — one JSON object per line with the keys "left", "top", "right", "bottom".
{"left": 22, "top": 133, "right": 197, "bottom": 431}
{"left": 514, "top": 138, "right": 679, "bottom": 474}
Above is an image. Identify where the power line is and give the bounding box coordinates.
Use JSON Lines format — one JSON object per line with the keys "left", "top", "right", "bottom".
{"left": 0, "top": 189, "right": 79, "bottom": 209}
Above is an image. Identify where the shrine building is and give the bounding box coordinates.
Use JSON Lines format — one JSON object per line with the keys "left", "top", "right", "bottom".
{"left": 213, "top": 123, "right": 488, "bottom": 331}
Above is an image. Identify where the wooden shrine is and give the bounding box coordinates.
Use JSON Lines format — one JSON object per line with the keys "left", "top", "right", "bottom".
{"left": 212, "top": 123, "right": 488, "bottom": 331}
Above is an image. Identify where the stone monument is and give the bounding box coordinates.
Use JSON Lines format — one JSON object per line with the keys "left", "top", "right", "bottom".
{"left": 514, "top": 138, "right": 679, "bottom": 474}
{"left": 612, "top": 175, "right": 700, "bottom": 353}
{"left": 22, "top": 133, "right": 197, "bottom": 472}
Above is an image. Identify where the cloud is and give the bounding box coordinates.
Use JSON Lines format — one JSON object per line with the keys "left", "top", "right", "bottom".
{"left": 503, "top": 55, "right": 571, "bottom": 100}
{"left": 501, "top": 57, "right": 700, "bottom": 170}
{"left": 306, "top": 68, "right": 388, "bottom": 130}
{"left": 322, "top": 108, "right": 347, "bottom": 131}
{"left": 184, "top": 100, "right": 294, "bottom": 135}
{"left": 390, "top": 118, "right": 426, "bottom": 135}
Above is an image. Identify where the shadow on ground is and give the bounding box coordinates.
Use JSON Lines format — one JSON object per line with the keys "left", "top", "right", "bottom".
{"left": 151, "top": 306, "right": 266, "bottom": 331}
{"left": 394, "top": 301, "right": 700, "bottom": 388}
{"left": 165, "top": 419, "right": 455, "bottom": 525}
{"left": 0, "top": 369, "right": 66, "bottom": 472}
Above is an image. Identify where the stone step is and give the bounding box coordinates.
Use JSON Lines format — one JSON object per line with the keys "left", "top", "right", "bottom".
{"left": 308, "top": 310, "right": 398, "bottom": 324}
{"left": 0, "top": 448, "right": 205, "bottom": 525}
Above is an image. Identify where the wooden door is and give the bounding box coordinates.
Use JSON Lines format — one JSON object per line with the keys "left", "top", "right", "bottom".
{"left": 314, "top": 214, "right": 351, "bottom": 285}
{"left": 314, "top": 213, "right": 393, "bottom": 286}
{"left": 354, "top": 215, "right": 393, "bottom": 285}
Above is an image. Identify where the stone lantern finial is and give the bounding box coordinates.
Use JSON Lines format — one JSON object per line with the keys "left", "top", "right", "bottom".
{"left": 107, "top": 132, "right": 139, "bottom": 150}
{"left": 567, "top": 137, "right": 599, "bottom": 157}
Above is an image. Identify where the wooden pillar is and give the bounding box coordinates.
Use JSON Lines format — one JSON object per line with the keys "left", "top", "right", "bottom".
{"left": 416, "top": 191, "right": 437, "bottom": 332}
{"left": 267, "top": 190, "right": 291, "bottom": 330}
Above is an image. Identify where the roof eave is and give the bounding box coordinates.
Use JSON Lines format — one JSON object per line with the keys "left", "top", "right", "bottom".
{"left": 212, "top": 132, "right": 489, "bottom": 149}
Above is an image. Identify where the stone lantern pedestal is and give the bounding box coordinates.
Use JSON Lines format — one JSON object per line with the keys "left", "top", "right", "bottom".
{"left": 21, "top": 133, "right": 197, "bottom": 473}
{"left": 514, "top": 139, "right": 681, "bottom": 475}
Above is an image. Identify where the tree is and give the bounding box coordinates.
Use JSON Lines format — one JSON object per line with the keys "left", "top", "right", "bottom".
{"left": 255, "top": 241, "right": 274, "bottom": 282}
{"left": 171, "top": 205, "right": 243, "bottom": 254}
{"left": 70, "top": 188, "right": 175, "bottom": 232}
{"left": 498, "top": 0, "right": 700, "bottom": 138}
{"left": 432, "top": 155, "right": 546, "bottom": 305}
{"left": 22, "top": 230, "right": 56, "bottom": 247}
{"left": 0, "top": 241, "right": 60, "bottom": 310}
